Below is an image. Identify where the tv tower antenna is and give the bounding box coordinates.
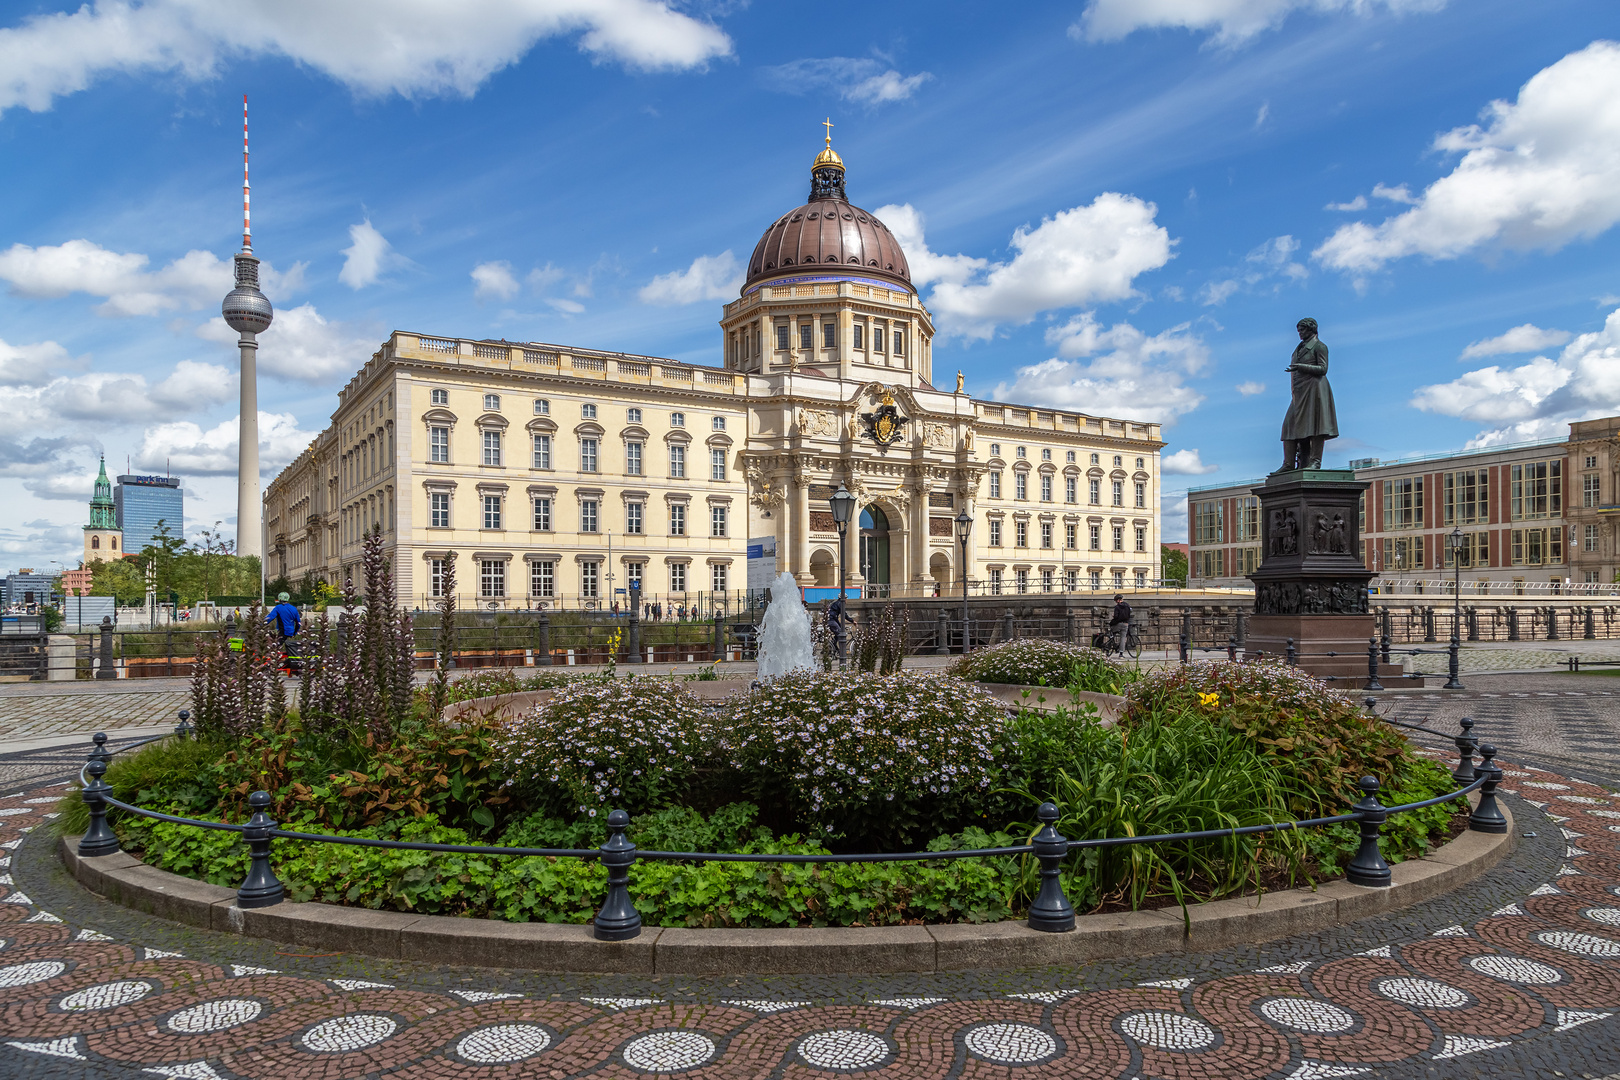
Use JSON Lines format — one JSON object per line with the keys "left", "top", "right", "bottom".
{"left": 221, "top": 94, "right": 272, "bottom": 564}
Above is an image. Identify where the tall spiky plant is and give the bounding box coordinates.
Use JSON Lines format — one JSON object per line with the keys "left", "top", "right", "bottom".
{"left": 426, "top": 553, "right": 457, "bottom": 719}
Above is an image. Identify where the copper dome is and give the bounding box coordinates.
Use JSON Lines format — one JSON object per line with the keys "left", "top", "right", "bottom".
{"left": 742, "top": 148, "right": 912, "bottom": 295}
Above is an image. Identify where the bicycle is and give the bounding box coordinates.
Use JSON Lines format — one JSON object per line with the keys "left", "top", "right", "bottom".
{"left": 1096, "top": 625, "right": 1143, "bottom": 660}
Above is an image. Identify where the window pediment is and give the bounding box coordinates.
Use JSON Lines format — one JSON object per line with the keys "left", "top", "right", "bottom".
{"left": 574, "top": 421, "right": 605, "bottom": 437}
{"left": 526, "top": 417, "right": 558, "bottom": 434}
{"left": 664, "top": 430, "right": 693, "bottom": 444}
{"left": 620, "top": 424, "right": 650, "bottom": 440}
{"left": 423, "top": 407, "right": 457, "bottom": 425}
{"left": 706, "top": 432, "right": 734, "bottom": 448}
{"left": 476, "top": 412, "right": 508, "bottom": 431}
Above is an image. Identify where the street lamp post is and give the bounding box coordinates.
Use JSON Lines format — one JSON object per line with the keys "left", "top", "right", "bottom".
{"left": 955, "top": 507, "right": 972, "bottom": 653}
{"left": 1446, "top": 525, "right": 1465, "bottom": 690}
{"left": 829, "top": 484, "right": 856, "bottom": 667}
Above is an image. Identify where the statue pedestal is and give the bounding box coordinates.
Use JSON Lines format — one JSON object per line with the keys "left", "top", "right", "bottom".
{"left": 1243, "top": 469, "right": 1387, "bottom": 679}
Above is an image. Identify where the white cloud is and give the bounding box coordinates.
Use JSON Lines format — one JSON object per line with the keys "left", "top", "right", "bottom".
{"left": 1199, "top": 234, "right": 1306, "bottom": 305}
{"left": 1459, "top": 323, "right": 1573, "bottom": 360}
{"left": 0, "top": 0, "right": 732, "bottom": 116}
{"left": 338, "top": 219, "right": 393, "bottom": 290}
{"left": 1325, "top": 195, "right": 1367, "bottom": 211}
{"left": 873, "top": 204, "right": 987, "bottom": 289}
{"left": 919, "top": 194, "right": 1172, "bottom": 339}
{"left": 471, "top": 260, "right": 521, "bottom": 301}
{"left": 0, "top": 238, "right": 303, "bottom": 316}
{"left": 196, "top": 302, "right": 376, "bottom": 382}
{"left": 638, "top": 250, "right": 741, "bottom": 305}
{"left": 993, "top": 314, "right": 1208, "bottom": 424}
{"left": 1235, "top": 380, "right": 1266, "bottom": 395}
{"left": 1163, "top": 448, "right": 1219, "bottom": 474}
{"left": 545, "top": 297, "right": 586, "bottom": 314}
{"left": 1072, "top": 0, "right": 1446, "bottom": 47}
{"left": 760, "top": 57, "right": 932, "bottom": 105}
{"left": 136, "top": 411, "right": 317, "bottom": 476}
{"left": 1411, "top": 306, "right": 1620, "bottom": 446}
{"left": 1316, "top": 42, "right": 1620, "bottom": 275}
{"left": 1254, "top": 100, "right": 1269, "bottom": 128}
{"left": 1371, "top": 182, "right": 1417, "bottom": 205}
{"left": 0, "top": 337, "right": 79, "bottom": 387}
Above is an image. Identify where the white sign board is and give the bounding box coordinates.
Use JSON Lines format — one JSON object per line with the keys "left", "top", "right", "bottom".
{"left": 746, "top": 535, "right": 778, "bottom": 593}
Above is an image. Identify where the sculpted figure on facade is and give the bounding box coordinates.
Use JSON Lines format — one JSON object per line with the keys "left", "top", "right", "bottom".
{"left": 921, "top": 421, "right": 952, "bottom": 449}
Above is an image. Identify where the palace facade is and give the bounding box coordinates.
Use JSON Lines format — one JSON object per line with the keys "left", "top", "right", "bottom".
{"left": 264, "top": 141, "right": 1166, "bottom": 608}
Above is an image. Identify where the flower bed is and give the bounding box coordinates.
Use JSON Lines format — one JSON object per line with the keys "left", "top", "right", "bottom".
{"left": 948, "top": 638, "right": 1139, "bottom": 694}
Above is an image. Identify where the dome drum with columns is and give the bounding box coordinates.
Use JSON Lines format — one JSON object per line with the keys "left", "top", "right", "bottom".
{"left": 263, "top": 129, "right": 1165, "bottom": 607}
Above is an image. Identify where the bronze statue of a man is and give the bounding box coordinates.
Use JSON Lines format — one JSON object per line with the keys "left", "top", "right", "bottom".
{"left": 1277, "top": 317, "right": 1338, "bottom": 471}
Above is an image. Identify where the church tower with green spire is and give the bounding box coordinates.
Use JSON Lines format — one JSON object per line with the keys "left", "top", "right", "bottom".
{"left": 84, "top": 456, "right": 122, "bottom": 565}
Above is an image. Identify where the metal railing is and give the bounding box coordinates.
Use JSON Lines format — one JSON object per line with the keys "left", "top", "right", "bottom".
{"left": 75, "top": 707, "right": 1504, "bottom": 938}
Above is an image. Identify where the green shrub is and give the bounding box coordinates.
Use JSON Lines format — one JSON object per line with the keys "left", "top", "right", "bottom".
{"left": 949, "top": 639, "right": 1138, "bottom": 694}
{"left": 725, "top": 670, "right": 1007, "bottom": 849}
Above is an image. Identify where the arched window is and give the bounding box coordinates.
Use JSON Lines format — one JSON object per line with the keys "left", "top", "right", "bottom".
{"left": 91, "top": 536, "right": 100, "bottom": 549}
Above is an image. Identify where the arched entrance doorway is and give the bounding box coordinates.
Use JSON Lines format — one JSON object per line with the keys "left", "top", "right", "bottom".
{"left": 860, "top": 506, "right": 891, "bottom": 593}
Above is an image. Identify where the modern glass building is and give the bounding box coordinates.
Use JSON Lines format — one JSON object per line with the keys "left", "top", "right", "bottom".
{"left": 115, "top": 475, "right": 184, "bottom": 552}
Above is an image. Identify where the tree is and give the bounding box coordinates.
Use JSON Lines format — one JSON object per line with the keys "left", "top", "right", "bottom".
{"left": 1161, "top": 545, "right": 1189, "bottom": 587}
{"left": 195, "top": 521, "right": 233, "bottom": 601}
{"left": 141, "top": 520, "right": 189, "bottom": 600}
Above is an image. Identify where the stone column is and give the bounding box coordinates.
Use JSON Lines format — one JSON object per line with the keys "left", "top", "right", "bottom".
{"left": 792, "top": 461, "right": 812, "bottom": 585}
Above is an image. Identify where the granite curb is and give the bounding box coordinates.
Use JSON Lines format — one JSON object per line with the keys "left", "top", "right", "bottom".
{"left": 56, "top": 799, "right": 1511, "bottom": 975}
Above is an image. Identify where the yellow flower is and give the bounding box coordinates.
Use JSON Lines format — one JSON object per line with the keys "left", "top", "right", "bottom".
{"left": 1198, "top": 691, "right": 1220, "bottom": 708}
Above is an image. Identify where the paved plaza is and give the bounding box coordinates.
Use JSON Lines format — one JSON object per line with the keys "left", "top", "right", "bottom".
{"left": 1, "top": 672, "right": 1620, "bottom": 1078}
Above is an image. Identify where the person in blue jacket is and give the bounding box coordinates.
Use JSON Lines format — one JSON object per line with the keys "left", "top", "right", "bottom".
{"left": 266, "top": 592, "right": 301, "bottom": 668}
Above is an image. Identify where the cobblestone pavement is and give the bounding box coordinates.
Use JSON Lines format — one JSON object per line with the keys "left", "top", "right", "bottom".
{"left": 4, "top": 729, "right": 1620, "bottom": 1079}
{"left": 0, "top": 682, "right": 190, "bottom": 746}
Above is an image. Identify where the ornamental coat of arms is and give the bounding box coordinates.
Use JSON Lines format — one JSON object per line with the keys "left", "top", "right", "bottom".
{"left": 860, "top": 389, "right": 909, "bottom": 446}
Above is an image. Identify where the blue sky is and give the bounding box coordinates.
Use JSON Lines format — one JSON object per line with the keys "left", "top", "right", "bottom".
{"left": 1, "top": 0, "right": 1617, "bottom": 570}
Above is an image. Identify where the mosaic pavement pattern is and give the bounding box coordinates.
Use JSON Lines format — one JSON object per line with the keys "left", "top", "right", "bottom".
{"left": 1, "top": 753, "right": 1620, "bottom": 1077}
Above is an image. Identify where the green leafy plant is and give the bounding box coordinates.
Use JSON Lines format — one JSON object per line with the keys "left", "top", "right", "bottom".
{"left": 949, "top": 638, "right": 1139, "bottom": 694}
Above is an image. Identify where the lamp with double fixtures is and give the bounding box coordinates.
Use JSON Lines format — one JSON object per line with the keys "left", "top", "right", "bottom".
{"left": 955, "top": 507, "right": 972, "bottom": 653}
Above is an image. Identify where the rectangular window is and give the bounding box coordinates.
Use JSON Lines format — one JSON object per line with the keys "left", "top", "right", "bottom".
{"left": 670, "top": 412, "right": 685, "bottom": 427}
{"left": 1443, "top": 469, "right": 1488, "bottom": 525}
{"left": 581, "top": 562, "right": 599, "bottom": 599}
{"left": 1585, "top": 474, "right": 1601, "bottom": 508}
{"left": 1112, "top": 480, "right": 1123, "bottom": 506}
{"left": 533, "top": 398, "right": 549, "bottom": 415}
{"left": 1234, "top": 496, "right": 1259, "bottom": 542}
{"left": 428, "top": 558, "right": 447, "bottom": 597}
{"left": 1510, "top": 460, "right": 1561, "bottom": 520}
{"left": 1066, "top": 523, "right": 1077, "bottom": 549}
{"left": 626, "top": 407, "right": 642, "bottom": 424}
{"left": 1089, "top": 478, "right": 1100, "bottom": 504}
{"left": 853, "top": 323, "right": 864, "bottom": 350}
{"left": 1135, "top": 482, "right": 1146, "bottom": 508}
{"left": 800, "top": 323, "right": 813, "bottom": 350}
{"left": 532, "top": 434, "right": 551, "bottom": 469}
{"left": 431, "top": 388, "right": 448, "bottom": 406}
{"left": 626, "top": 502, "right": 643, "bottom": 535}
{"left": 874, "top": 325, "right": 885, "bottom": 352}
{"left": 1510, "top": 527, "right": 1562, "bottom": 566}
{"left": 483, "top": 393, "right": 501, "bottom": 412}
{"left": 1066, "top": 477, "right": 1077, "bottom": 503}
{"left": 822, "top": 322, "right": 835, "bottom": 348}
{"left": 430, "top": 492, "right": 450, "bottom": 528}
{"left": 580, "top": 438, "right": 598, "bottom": 473}
{"left": 1040, "top": 522, "right": 1053, "bottom": 548}
{"left": 1381, "top": 536, "right": 1426, "bottom": 572}
{"left": 894, "top": 330, "right": 905, "bottom": 355}
{"left": 1135, "top": 569, "right": 1147, "bottom": 588}
{"left": 989, "top": 519, "right": 1003, "bottom": 546}
{"left": 776, "top": 324, "right": 789, "bottom": 350}
{"left": 1586, "top": 454, "right": 1599, "bottom": 468}
{"left": 670, "top": 562, "right": 687, "bottom": 592}
{"left": 1065, "top": 569, "right": 1078, "bottom": 590}
{"left": 1015, "top": 568, "right": 1028, "bottom": 594}
{"left": 1041, "top": 569, "right": 1053, "bottom": 592}
{"left": 1443, "top": 531, "right": 1489, "bottom": 569}
{"left": 711, "top": 448, "right": 726, "bottom": 481}
{"left": 1194, "top": 501, "right": 1221, "bottom": 545}
{"left": 1040, "top": 474, "right": 1053, "bottom": 502}
{"left": 1015, "top": 473, "right": 1028, "bottom": 500}
{"left": 1112, "top": 526, "right": 1124, "bottom": 551}
{"left": 531, "top": 560, "right": 554, "bottom": 598}
{"left": 989, "top": 567, "right": 1003, "bottom": 595}
{"left": 712, "top": 563, "right": 728, "bottom": 594}
{"left": 581, "top": 403, "right": 597, "bottom": 419}
{"left": 430, "top": 426, "right": 449, "bottom": 463}
{"left": 711, "top": 505, "right": 727, "bottom": 537}
{"left": 532, "top": 497, "right": 551, "bottom": 531}
{"left": 1134, "top": 526, "right": 1147, "bottom": 553}
{"left": 581, "top": 499, "right": 600, "bottom": 533}
{"left": 1089, "top": 524, "right": 1101, "bottom": 550}
{"left": 712, "top": 416, "right": 726, "bottom": 431}
{"left": 626, "top": 441, "right": 643, "bottom": 476}
{"left": 670, "top": 445, "right": 686, "bottom": 478}
{"left": 1113, "top": 569, "right": 1125, "bottom": 588}
{"left": 482, "top": 494, "right": 502, "bottom": 529}
{"left": 990, "top": 472, "right": 1002, "bottom": 499}
{"left": 1382, "top": 478, "right": 1423, "bottom": 529}
{"left": 1090, "top": 570, "right": 1102, "bottom": 589}
{"left": 670, "top": 504, "right": 686, "bottom": 536}
{"left": 627, "top": 563, "right": 643, "bottom": 591}
{"left": 1586, "top": 524, "right": 1599, "bottom": 552}
{"left": 480, "top": 559, "right": 505, "bottom": 598}
{"left": 1015, "top": 520, "right": 1028, "bottom": 547}
{"left": 1042, "top": 448, "right": 1052, "bottom": 461}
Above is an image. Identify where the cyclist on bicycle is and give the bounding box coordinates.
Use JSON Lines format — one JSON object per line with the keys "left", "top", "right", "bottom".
{"left": 1109, "top": 593, "right": 1133, "bottom": 655}
{"left": 266, "top": 592, "right": 301, "bottom": 673}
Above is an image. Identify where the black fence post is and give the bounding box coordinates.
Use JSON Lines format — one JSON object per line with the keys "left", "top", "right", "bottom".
{"left": 1235, "top": 609, "right": 1247, "bottom": 647}
{"left": 1468, "top": 745, "right": 1508, "bottom": 833}
{"left": 935, "top": 610, "right": 950, "bottom": 656}
{"left": 536, "top": 611, "right": 551, "bottom": 666}
{"left": 1466, "top": 606, "right": 1479, "bottom": 641}
{"left": 1546, "top": 605, "right": 1559, "bottom": 641}
{"left": 1444, "top": 639, "right": 1464, "bottom": 690}
{"left": 88, "top": 730, "right": 111, "bottom": 766}
{"left": 96, "top": 616, "right": 116, "bottom": 680}
{"left": 1285, "top": 637, "right": 1297, "bottom": 667}
{"left": 1423, "top": 607, "right": 1436, "bottom": 643}
{"left": 1001, "top": 613, "right": 1015, "bottom": 643}
{"left": 1365, "top": 637, "right": 1383, "bottom": 691}
{"left": 175, "top": 709, "right": 192, "bottom": 739}
{"left": 1065, "top": 609, "right": 1077, "bottom": 646}
{"left": 1380, "top": 633, "right": 1391, "bottom": 665}
{"left": 1345, "top": 776, "right": 1391, "bottom": 888}
{"left": 1586, "top": 606, "right": 1597, "bottom": 641}
{"left": 1452, "top": 717, "right": 1476, "bottom": 784}
{"left": 594, "top": 809, "right": 642, "bottom": 940}
{"left": 236, "top": 791, "right": 285, "bottom": 908}
{"left": 1506, "top": 605, "right": 1519, "bottom": 641}
{"left": 1178, "top": 622, "right": 1190, "bottom": 664}
{"left": 77, "top": 758, "right": 121, "bottom": 857}
{"left": 1027, "top": 802, "right": 1075, "bottom": 932}
{"left": 627, "top": 588, "right": 642, "bottom": 664}
{"left": 712, "top": 612, "right": 724, "bottom": 662}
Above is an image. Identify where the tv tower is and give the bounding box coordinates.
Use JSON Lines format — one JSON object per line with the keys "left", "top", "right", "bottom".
{"left": 221, "top": 94, "right": 271, "bottom": 562}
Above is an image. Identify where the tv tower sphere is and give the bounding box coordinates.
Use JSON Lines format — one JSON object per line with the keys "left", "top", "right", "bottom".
{"left": 222, "top": 261, "right": 273, "bottom": 333}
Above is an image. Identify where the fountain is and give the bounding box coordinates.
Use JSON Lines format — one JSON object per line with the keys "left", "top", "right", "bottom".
{"left": 754, "top": 571, "right": 818, "bottom": 680}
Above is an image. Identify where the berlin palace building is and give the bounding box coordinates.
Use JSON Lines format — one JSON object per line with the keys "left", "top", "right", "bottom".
{"left": 264, "top": 137, "right": 1166, "bottom": 609}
